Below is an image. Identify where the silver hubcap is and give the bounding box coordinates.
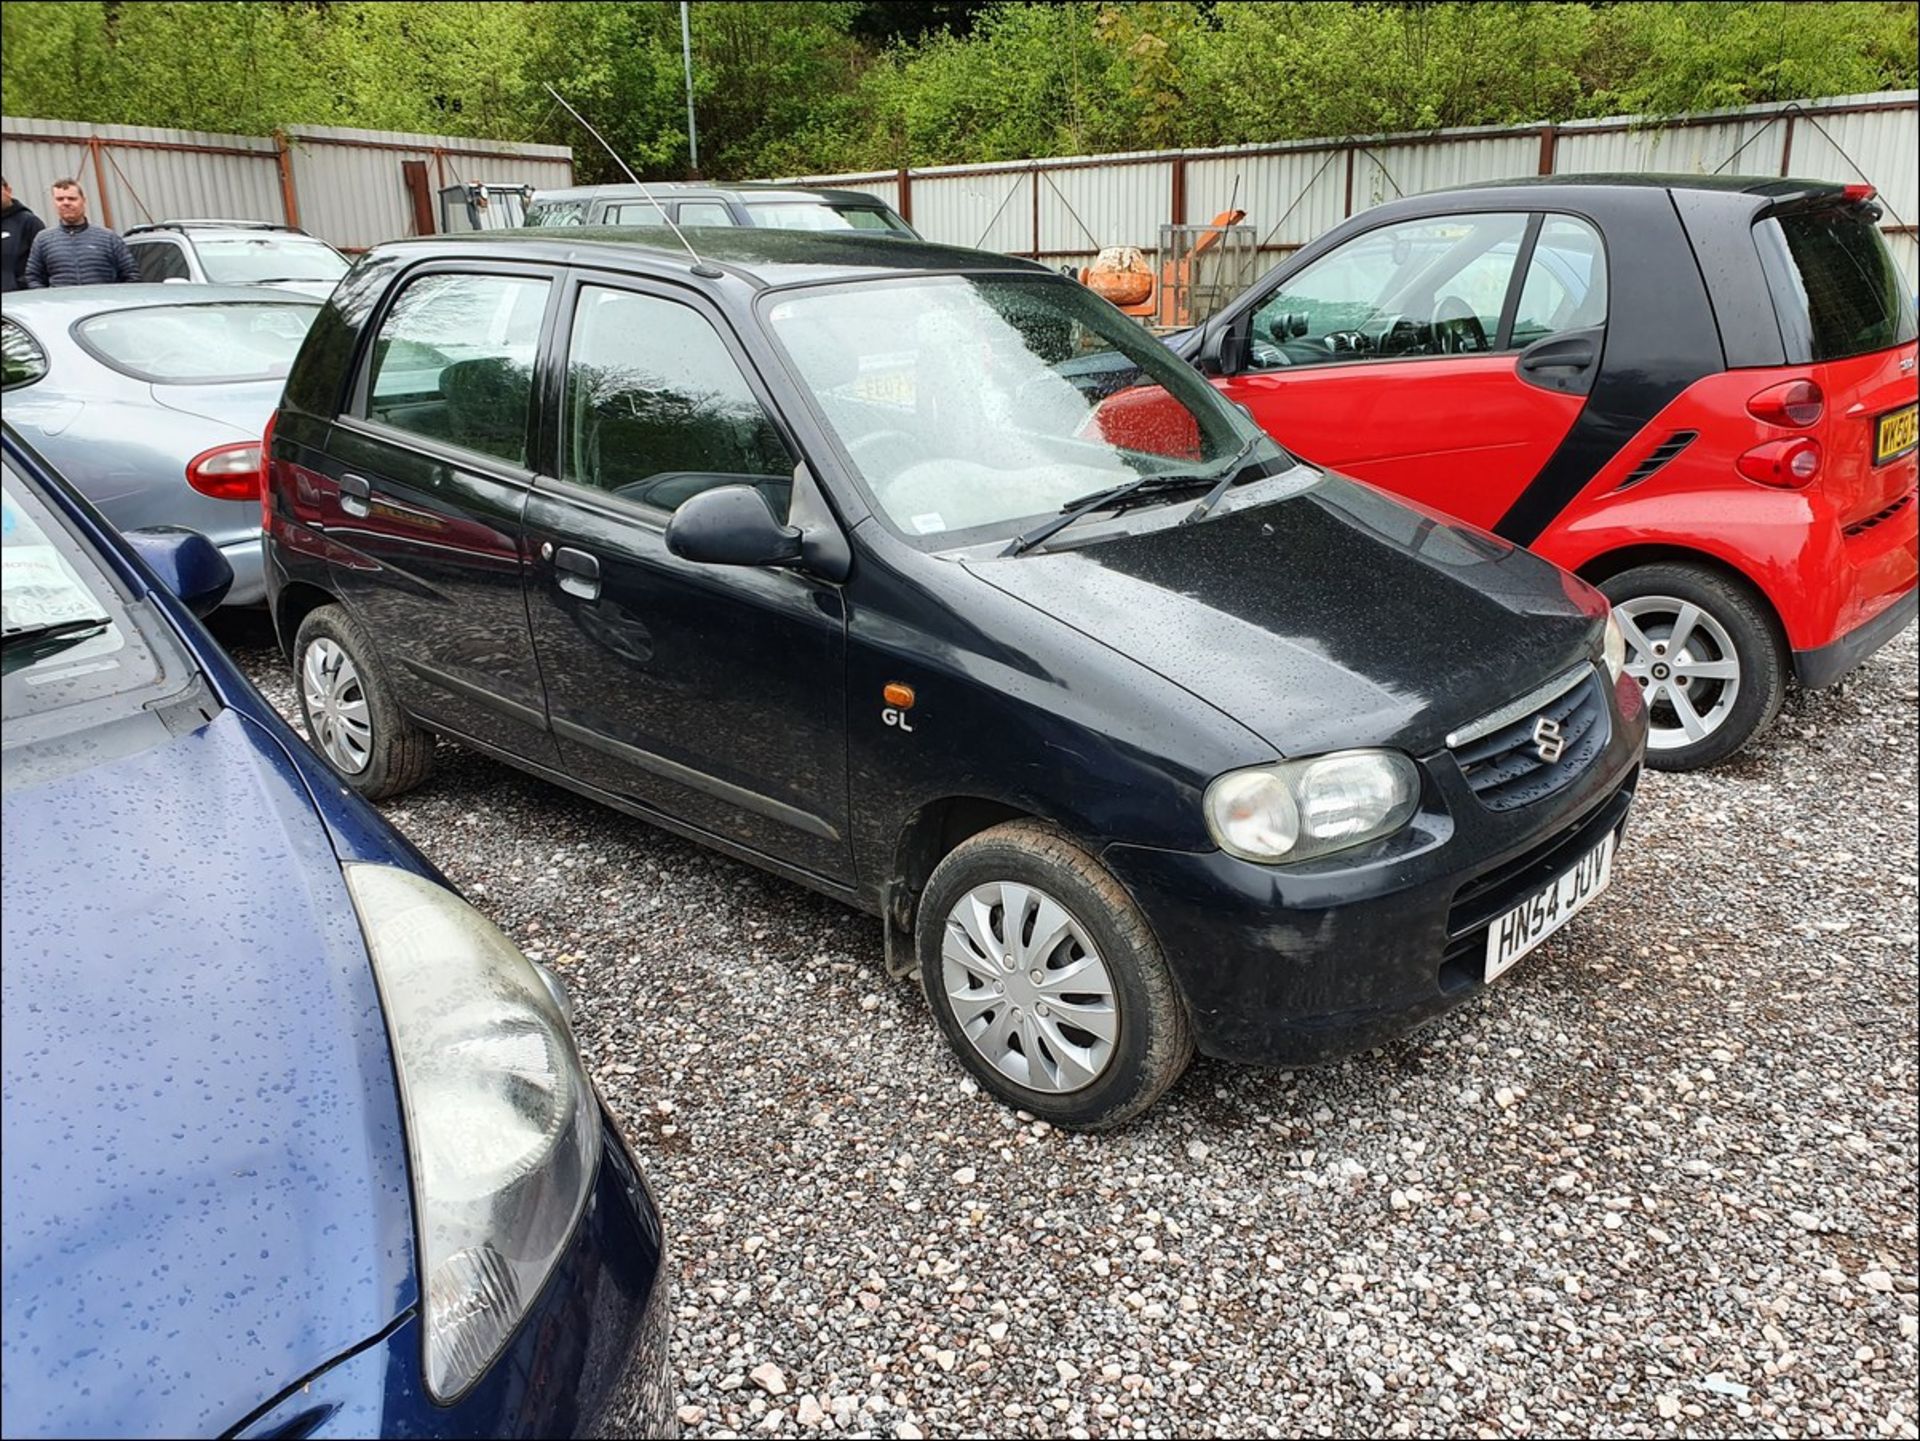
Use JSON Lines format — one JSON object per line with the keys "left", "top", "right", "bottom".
{"left": 940, "top": 881, "right": 1119, "bottom": 1094}
{"left": 1614, "top": 596, "right": 1741, "bottom": 751}
{"left": 301, "top": 637, "right": 373, "bottom": 774}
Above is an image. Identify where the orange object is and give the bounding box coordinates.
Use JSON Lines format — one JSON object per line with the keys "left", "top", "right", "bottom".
{"left": 883, "top": 682, "right": 915, "bottom": 709}
{"left": 1082, "top": 246, "right": 1154, "bottom": 307}
{"left": 1079, "top": 210, "right": 1248, "bottom": 327}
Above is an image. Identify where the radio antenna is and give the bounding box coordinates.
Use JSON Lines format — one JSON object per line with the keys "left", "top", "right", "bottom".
{"left": 543, "top": 83, "right": 720, "bottom": 277}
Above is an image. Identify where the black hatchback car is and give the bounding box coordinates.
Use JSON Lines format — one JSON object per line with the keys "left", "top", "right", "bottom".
{"left": 263, "top": 228, "right": 1648, "bottom": 1127}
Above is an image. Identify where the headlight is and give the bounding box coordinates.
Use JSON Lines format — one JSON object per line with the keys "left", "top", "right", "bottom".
{"left": 344, "top": 864, "right": 600, "bottom": 1402}
{"left": 1204, "top": 750, "right": 1421, "bottom": 864}
{"left": 1602, "top": 611, "right": 1627, "bottom": 682}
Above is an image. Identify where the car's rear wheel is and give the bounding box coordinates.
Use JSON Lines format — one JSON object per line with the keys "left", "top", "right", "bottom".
{"left": 916, "top": 821, "right": 1192, "bottom": 1129}
{"left": 1600, "top": 563, "right": 1785, "bottom": 771}
{"left": 293, "top": 604, "right": 434, "bottom": 800}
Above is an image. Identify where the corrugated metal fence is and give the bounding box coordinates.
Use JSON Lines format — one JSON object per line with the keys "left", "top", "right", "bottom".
{"left": 1, "top": 117, "right": 573, "bottom": 252}
{"left": 779, "top": 90, "right": 1920, "bottom": 287}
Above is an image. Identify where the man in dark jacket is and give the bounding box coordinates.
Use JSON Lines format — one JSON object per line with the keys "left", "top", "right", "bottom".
{"left": 1, "top": 176, "right": 46, "bottom": 292}
{"left": 24, "top": 179, "right": 136, "bottom": 288}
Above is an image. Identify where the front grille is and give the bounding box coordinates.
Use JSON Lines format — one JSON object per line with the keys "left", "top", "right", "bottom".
{"left": 1438, "top": 779, "right": 1633, "bottom": 978}
{"left": 1612, "top": 430, "right": 1697, "bottom": 492}
{"left": 1451, "top": 670, "right": 1609, "bottom": 812}
{"left": 1844, "top": 487, "right": 1915, "bottom": 538}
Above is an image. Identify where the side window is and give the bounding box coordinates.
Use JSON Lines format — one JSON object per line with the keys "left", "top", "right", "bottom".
{"left": 365, "top": 272, "right": 549, "bottom": 466}
{"left": 676, "top": 202, "right": 736, "bottom": 228}
{"left": 603, "top": 202, "right": 665, "bottom": 226}
{"left": 2, "top": 319, "right": 48, "bottom": 389}
{"left": 131, "top": 241, "right": 190, "bottom": 282}
{"left": 1248, "top": 212, "right": 1528, "bottom": 369}
{"left": 1510, "top": 216, "right": 1608, "bottom": 348}
{"left": 562, "top": 286, "right": 796, "bottom": 520}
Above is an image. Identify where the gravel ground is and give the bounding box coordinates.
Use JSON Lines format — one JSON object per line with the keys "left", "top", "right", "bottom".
{"left": 222, "top": 614, "right": 1919, "bottom": 1440}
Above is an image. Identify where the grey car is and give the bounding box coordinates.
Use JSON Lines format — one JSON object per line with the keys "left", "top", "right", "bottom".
{"left": 1, "top": 285, "right": 319, "bottom": 605}
{"left": 123, "top": 221, "right": 350, "bottom": 301}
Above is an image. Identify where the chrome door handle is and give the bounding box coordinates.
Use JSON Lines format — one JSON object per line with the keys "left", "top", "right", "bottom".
{"left": 552, "top": 545, "right": 601, "bottom": 601}
{"left": 338, "top": 473, "right": 371, "bottom": 518}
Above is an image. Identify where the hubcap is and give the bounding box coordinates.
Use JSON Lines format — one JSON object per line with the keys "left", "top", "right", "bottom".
{"left": 301, "top": 637, "right": 373, "bottom": 774}
{"left": 940, "top": 881, "right": 1118, "bottom": 1094}
{"left": 1613, "top": 596, "right": 1741, "bottom": 751}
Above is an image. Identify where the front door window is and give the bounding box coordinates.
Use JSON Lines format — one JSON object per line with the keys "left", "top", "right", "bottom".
{"left": 1248, "top": 212, "right": 1530, "bottom": 368}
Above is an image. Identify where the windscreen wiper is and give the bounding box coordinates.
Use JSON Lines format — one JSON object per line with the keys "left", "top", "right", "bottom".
{"left": 2, "top": 616, "right": 111, "bottom": 650}
{"left": 1181, "top": 439, "right": 1268, "bottom": 525}
{"left": 1003, "top": 440, "right": 1264, "bottom": 557}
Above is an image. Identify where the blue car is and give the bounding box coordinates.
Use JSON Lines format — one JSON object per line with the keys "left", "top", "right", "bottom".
{"left": 0, "top": 426, "right": 674, "bottom": 1438}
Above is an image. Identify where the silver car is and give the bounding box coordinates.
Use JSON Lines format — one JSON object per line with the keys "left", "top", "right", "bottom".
{"left": 1, "top": 285, "right": 319, "bottom": 606}
{"left": 123, "top": 221, "right": 351, "bottom": 301}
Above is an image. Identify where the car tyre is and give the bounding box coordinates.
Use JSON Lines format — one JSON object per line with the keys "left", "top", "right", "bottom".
{"left": 293, "top": 604, "right": 434, "bottom": 800}
{"left": 916, "top": 820, "right": 1192, "bottom": 1129}
{"left": 1600, "top": 563, "right": 1785, "bottom": 772}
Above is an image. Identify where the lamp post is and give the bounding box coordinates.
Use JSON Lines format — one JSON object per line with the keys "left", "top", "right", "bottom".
{"left": 681, "top": 1, "right": 700, "bottom": 178}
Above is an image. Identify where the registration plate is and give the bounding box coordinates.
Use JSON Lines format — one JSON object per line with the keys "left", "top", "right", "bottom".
{"left": 1484, "top": 831, "right": 1616, "bottom": 983}
{"left": 1876, "top": 404, "right": 1919, "bottom": 465}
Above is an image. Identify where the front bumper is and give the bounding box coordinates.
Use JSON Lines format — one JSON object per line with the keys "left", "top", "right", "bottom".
{"left": 234, "top": 1110, "right": 675, "bottom": 1439}
{"left": 1104, "top": 671, "right": 1647, "bottom": 1068}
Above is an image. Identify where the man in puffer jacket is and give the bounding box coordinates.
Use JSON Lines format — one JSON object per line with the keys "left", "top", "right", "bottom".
{"left": 24, "top": 179, "right": 136, "bottom": 288}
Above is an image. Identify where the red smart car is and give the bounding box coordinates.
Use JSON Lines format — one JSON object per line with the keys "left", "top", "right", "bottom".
{"left": 1185, "top": 175, "right": 1918, "bottom": 769}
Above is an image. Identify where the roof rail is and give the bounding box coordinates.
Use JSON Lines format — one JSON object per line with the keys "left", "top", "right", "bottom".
{"left": 122, "top": 219, "right": 309, "bottom": 237}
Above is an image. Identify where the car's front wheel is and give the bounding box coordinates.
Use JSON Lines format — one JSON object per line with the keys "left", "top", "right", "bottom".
{"left": 916, "top": 821, "right": 1192, "bottom": 1129}
{"left": 1600, "top": 563, "right": 1785, "bottom": 771}
{"left": 293, "top": 604, "right": 434, "bottom": 800}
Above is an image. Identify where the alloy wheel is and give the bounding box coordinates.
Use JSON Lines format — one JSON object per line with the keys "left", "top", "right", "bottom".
{"left": 939, "top": 881, "right": 1119, "bottom": 1094}
{"left": 1613, "top": 595, "right": 1742, "bottom": 752}
{"left": 301, "top": 637, "right": 373, "bottom": 774}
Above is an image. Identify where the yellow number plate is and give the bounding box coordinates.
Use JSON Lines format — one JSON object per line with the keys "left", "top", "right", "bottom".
{"left": 1876, "top": 404, "right": 1918, "bottom": 464}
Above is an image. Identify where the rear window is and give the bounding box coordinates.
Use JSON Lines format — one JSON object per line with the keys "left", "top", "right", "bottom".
{"left": 746, "top": 202, "right": 912, "bottom": 236}
{"left": 1758, "top": 206, "right": 1919, "bottom": 362}
{"left": 525, "top": 200, "right": 588, "bottom": 228}
{"left": 74, "top": 302, "right": 319, "bottom": 384}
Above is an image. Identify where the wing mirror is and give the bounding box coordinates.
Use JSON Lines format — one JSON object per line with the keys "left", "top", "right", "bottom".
{"left": 124, "top": 526, "right": 233, "bottom": 617}
{"left": 664, "top": 485, "right": 804, "bottom": 569}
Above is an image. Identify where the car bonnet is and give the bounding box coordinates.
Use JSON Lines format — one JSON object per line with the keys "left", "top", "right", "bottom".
{"left": 0, "top": 707, "right": 415, "bottom": 1438}
{"left": 962, "top": 473, "right": 1603, "bottom": 758}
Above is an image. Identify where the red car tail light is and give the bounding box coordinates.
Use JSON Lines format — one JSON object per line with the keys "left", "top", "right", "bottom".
{"left": 186, "top": 441, "right": 265, "bottom": 501}
{"left": 1842, "top": 183, "right": 1877, "bottom": 202}
{"left": 1746, "top": 379, "right": 1824, "bottom": 427}
{"left": 1737, "top": 437, "right": 1822, "bottom": 488}
{"left": 259, "top": 410, "right": 279, "bottom": 529}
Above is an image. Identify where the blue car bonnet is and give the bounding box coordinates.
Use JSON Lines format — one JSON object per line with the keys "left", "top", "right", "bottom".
{"left": 1, "top": 706, "right": 416, "bottom": 1438}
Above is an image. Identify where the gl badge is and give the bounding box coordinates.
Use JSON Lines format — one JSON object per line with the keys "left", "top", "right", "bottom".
{"left": 1531, "top": 715, "right": 1566, "bottom": 764}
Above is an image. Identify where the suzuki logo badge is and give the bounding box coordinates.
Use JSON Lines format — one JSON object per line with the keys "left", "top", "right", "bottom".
{"left": 1532, "top": 715, "right": 1566, "bottom": 764}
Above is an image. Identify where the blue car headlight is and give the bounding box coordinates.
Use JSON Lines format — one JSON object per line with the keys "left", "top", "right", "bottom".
{"left": 344, "top": 864, "right": 600, "bottom": 1402}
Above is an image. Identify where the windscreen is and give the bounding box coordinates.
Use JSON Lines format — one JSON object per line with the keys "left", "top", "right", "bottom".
{"left": 1760, "top": 205, "right": 1918, "bottom": 362}
{"left": 194, "top": 236, "right": 348, "bottom": 285}
{"left": 766, "top": 273, "right": 1272, "bottom": 545}
{"left": 75, "top": 302, "right": 320, "bottom": 383}
{"left": 2, "top": 464, "right": 160, "bottom": 712}
{"left": 746, "top": 202, "right": 913, "bottom": 235}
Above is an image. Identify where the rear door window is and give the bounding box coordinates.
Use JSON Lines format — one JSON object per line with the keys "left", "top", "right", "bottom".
{"left": 603, "top": 201, "right": 666, "bottom": 226}
{"left": 1758, "top": 206, "right": 1919, "bottom": 362}
{"left": 365, "top": 272, "right": 550, "bottom": 466}
{"left": 130, "top": 240, "right": 191, "bottom": 283}
{"left": 677, "top": 202, "right": 737, "bottom": 227}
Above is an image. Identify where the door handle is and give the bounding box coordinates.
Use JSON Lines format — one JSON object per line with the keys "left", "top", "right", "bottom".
{"left": 552, "top": 545, "right": 602, "bottom": 601}
{"left": 1516, "top": 327, "right": 1603, "bottom": 396}
{"left": 337, "top": 472, "right": 371, "bottom": 518}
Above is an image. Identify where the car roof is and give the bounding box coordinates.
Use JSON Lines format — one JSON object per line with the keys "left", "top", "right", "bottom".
{"left": 123, "top": 219, "right": 313, "bottom": 235}
{"left": 371, "top": 225, "right": 1050, "bottom": 289}
{"left": 530, "top": 182, "right": 900, "bottom": 207}
{"left": 1448, "top": 172, "right": 1852, "bottom": 200}
{"left": 0, "top": 283, "right": 323, "bottom": 321}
